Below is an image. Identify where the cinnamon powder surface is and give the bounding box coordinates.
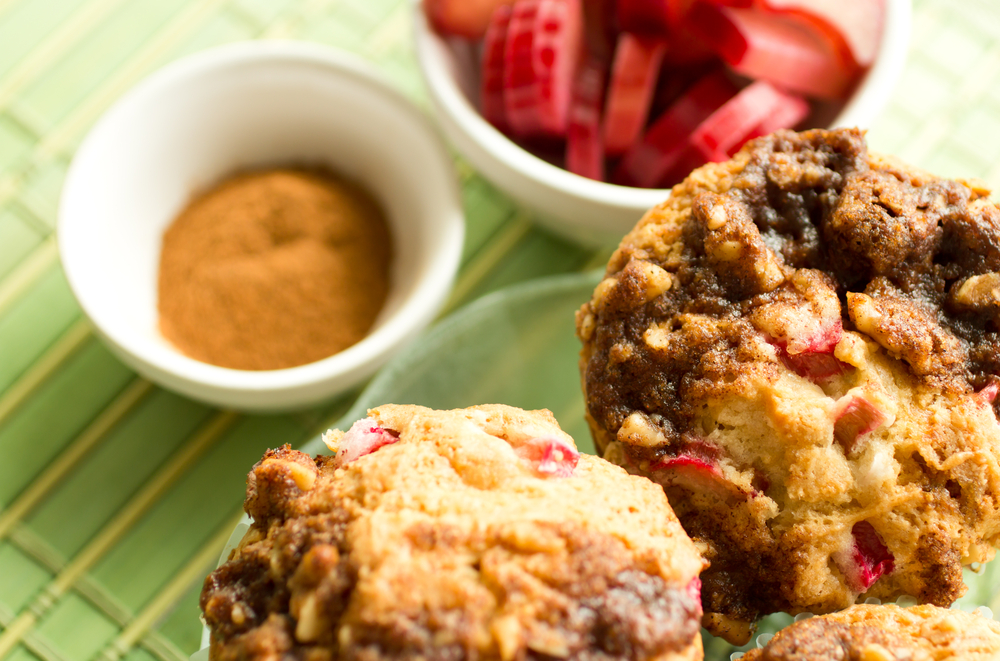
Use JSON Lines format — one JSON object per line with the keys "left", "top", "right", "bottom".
{"left": 157, "top": 168, "right": 392, "bottom": 371}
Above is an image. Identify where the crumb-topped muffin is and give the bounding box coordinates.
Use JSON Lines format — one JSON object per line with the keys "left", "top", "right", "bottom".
{"left": 742, "top": 604, "right": 1000, "bottom": 660}
{"left": 576, "top": 128, "right": 1000, "bottom": 644}
{"left": 200, "top": 404, "right": 706, "bottom": 661}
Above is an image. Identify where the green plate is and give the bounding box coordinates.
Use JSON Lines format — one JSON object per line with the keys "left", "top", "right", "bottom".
{"left": 299, "top": 270, "right": 603, "bottom": 456}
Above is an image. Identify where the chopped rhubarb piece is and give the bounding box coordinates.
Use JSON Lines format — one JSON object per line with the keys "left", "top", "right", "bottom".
{"left": 686, "top": 576, "right": 703, "bottom": 606}
{"left": 516, "top": 436, "right": 580, "bottom": 477}
{"left": 760, "top": 0, "right": 885, "bottom": 68}
{"left": 334, "top": 418, "right": 400, "bottom": 467}
{"left": 773, "top": 305, "right": 844, "bottom": 356}
{"left": 566, "top": 58, "right": 607, "bottom": 180}
{"left": 685, "top": 4, "right": 857, "bottom": 100}
{"left": 804, "top": 322, "right": 841, "bottom": 353}
{"left": 425, "top": 0, "right": 516, "bottom": 39}
{"left": 581, "top": 0, "right": 618, "bottom": 61}
{"left": 615, "top": 71, "right": 737, "bottom": 188}
{"left": 976, "top": 380, "right": 999, "bottom": 405}
{"left": 603, "top": 34, "right": 668, "bottom": 156}
{"left": 653, "top": 453, "right": 730, "bottom": 496}
{"left": 661, "top": 28, "right": 717, "bottom": 65}
{"left": 664, "top": 0, "right": 695, "bottom": 28}
{"left": 836, "top": 521, "right": 894, "bottom": 592}
{"left": 736, "top": 92, "right": 810, "bottom": 151}
{"left": 781, "top": 350, "right": 849, "bottom": 380}
{"left": 654, "top": 453, "right": 718, "bottom": 473}
{"left": 653, "top": 454, "right": 745, "bottom": 499}
{"left": 618, "top": 0, "right": 751, "bottom": 32}
{"left": 650, "top": 440, "right": 757, "bottom": 499}
{"left": 768, "top": 318, "right": 851, "bottom": 381}
{"left": 660, "top": 145, "right": 721, "bottom": 188}
{"left": 833, "top": 394, "right": 887, "bottom": 456}
{"left": 665, "top": 0, "right": 764, "bottom": 27}
{"left": 616, "top": 0, "right": 670, "bottom": 35}
{"left": 503, "top": 0, "right": 584, "bottom": 138}
{"left": 650, "top": 64, "right": 714, "bottom": 118}
{"left": 615, "top": 0, "right": 748, "bottom": 38}
{"left": 482, "top": 5, "right": 514, "bottom": 131}
{"left": 689, "top": 80, "right": 808, "bottom": 161}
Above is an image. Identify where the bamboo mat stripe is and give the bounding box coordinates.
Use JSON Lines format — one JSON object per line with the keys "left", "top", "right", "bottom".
{"left": 0, "top": 379, "right": 152, "bottom": 540}
{"left": 0, "top": 411, "right": 238, "bottom": 657}
{"left": 0, "top": 320, "right": 91, "bottom": 426}
{"left": 0, "top": 237, "right": 55, "bottom": 319}
{"left": 0, "top": 0, "right": 997, "bottom": 658}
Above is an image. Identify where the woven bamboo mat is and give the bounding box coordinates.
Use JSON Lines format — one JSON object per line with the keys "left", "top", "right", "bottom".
{"left": 0, "top": 0, "right": 995, "bottom": 659}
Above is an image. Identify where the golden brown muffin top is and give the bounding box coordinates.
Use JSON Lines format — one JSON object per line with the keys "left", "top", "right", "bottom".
{"left": 579, "top": 128, "right": 1000, "bottom": 460}
{"left": 742, "top": 604, "right": 1000, "bottom": 660}
{"left": 577, "top": 129, "right": 1000, "bottom": 641}
{"left": 201, "top": 404, "right": 706, "bottom": 661}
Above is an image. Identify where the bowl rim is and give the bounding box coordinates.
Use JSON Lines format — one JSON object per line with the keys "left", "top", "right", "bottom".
{"left": 58, "top": 40, "right": 464, "bottom": 398}
{"left": 413, "top": 0, "right": 912, "bottom": 202}
{"left": 831, "top": 0, "right": 912, "bottom": 129}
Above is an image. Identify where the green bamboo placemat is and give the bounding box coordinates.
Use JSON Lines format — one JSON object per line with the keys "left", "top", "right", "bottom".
{"left": 0, "top": 0, "right": 997, "bottom": 659}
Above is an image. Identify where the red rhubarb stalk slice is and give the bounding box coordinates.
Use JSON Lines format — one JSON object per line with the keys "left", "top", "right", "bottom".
{"left": 566, "top": 58, "right": 607, "bottom": 180}
{"left": 667, "top": 0, "right": 767, "bottom": 27}
{"left": 618, "top": 0, "right": 754, "bottom": 35}
{"left": 731, "top": 90, "right": 810, "bottom": 153}
{"left": 689, "top": 80, "right": 807, "bottom": 160}
{"left": 653, "top": 454, "right": 751, "bottom": 499}
{"left": 651, "top": 440, "right": 757, "bottom": 499}
{"left": 781, "top": 350, "right": 848, "bottom": 380}
{"left": 976, "top": 380, "right": 999, "bottom": 406}
{"left": 616, "top": 0, "right": 671, "bottom": 35}
{"left": 482, "top": 5, "right": 514, "bottom": 131}
{"left": 614, "top": 70, "right": 738, "bottom": 188}
{"left": 603, "top": 33, "right": 668, "bottom": 156}
{"left": 653, "top": 454, "right": 735, "bottom": 499}
{"left": 769, "top": 319, "right": 851, "bottom": 381}
{"left": 686, "top": 576, "right": 704, "bottom": 618}
{"left": 581, "top": 0, "right": 618, "bottom": 61}
{"left": 661, "top": 28, "right": 716, "bottom": 65}
{"left": 516, "top": 436, "right": 580, "bottom": 477}
{"left": 841, "top": 521, "right": 895, "bottom": 592}
{"left": 503, "top": 0, "right": 584, "bottom": 138}
{"left": 833, "top": 394, "right": 887, "bottom": 456}
{"left": 760, "top": 0, "right": 885, "bottom": 69}
{"left": 686, "top": 576, "right": 702, "bottom": 604}
{"left": 685, "top": 4, "right": 857, "bottom": 100}
{"left": 335, "top": 418, "right": 400, "bottom": 467}
{"left": 664, "top": 0, "right": 695, "bottom": 28}
{"left": 425, "top": 0, "right": 517, "bottom": 39}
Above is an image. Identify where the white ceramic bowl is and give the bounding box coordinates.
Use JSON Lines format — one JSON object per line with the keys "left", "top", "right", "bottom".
{"left": 59, "top": 42, "right": 464, "bottom": 412}
{"left": 414, "top": 0, "right": 911, "bottom": 246}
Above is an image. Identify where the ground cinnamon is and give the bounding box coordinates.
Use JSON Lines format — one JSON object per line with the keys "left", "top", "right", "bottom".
{"left": 158, "top": 168, "right": 392, "bottom": 371}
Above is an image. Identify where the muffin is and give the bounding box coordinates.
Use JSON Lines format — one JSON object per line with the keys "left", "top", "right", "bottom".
{"left": 576, "top": 128, "right": 1000, "bottom": 644}
{"left": 200, "top": 404, "right": 707, "bottom": 661}
{"left": 741, "top": 604, "right": 1000, "bottom": 660}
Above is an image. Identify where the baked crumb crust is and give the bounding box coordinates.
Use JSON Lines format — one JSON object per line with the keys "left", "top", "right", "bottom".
{"left": 577, "top": 129, "right": 1000, "bottom": 642}
{"left": 201, "top": 404, "right": 706, "bottom": 661}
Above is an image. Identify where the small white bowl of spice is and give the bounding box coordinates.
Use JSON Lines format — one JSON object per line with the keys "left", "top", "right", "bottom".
{"left": 59, "top": 41, "right": 464, "bottom": 411}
